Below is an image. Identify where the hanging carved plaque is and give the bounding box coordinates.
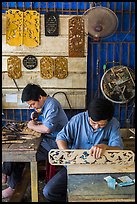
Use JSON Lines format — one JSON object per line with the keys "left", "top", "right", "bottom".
{"left": 55, "top": 57, "right": 68, "bottom": 79}
{"left": 40, "top": 57, "right": 54, "bottom": 79}
{"left": 7, "top": 56, "right": 22, "bottom": 79}
{"left": 23, "top": 10, "right": 40, "bottom": 47}
{"left": 49, "top": 149, "right": 134, "bottom": 166}
{"left": 45, "top": 12, "right": 59, "bottom": 36}
{"left": 6, "top": 9, "right": 23, "bottom": 46}
{"left": 69, "top": 16, "right": 85, "bottom": 57}
{"left": 23, "top": 55, "right": 37, "bottom": 70}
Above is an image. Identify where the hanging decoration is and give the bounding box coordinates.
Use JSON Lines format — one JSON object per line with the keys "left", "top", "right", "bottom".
{"left": 6, "top": 9, "right": 23, "bottom": 46}
{"left": 7, "top": 56, "right": 22, "bottom": 79}
{"left": 23, "top": 55, "right": 38, "bottom": 70}
{"left": 23, "top": 10, "right": 40, "bottom": 47}
{"left": 45, "top": 12, "right": 59, "bottom": 36}
{"left": 55, "top": 57, "right": 68, "bottom": 79}
{"left": 100, "top": 66, "right": 135, "bottom": 103}
{"left": 6, "top": 9, "right": 40, "bottom": 47}
{"left": 40, "top": 57, "right": 54, "bottom": 79}
{"left": 69, "top": 16, "right": 85, "bottom": 57}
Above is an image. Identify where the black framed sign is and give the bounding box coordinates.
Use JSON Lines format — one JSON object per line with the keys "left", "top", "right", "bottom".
{"left": 23, "top": 55, "right": 38, "bottom": 70}
{"left": 45, "top": 12, "right": 59, "bottom": 36}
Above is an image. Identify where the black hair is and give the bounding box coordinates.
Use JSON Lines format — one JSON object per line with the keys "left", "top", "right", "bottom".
{"left": 88, "top": 98, "right": 114, "bottom": 121}
{"left": 21, "top": 83, "right": 47, "bottom": 102}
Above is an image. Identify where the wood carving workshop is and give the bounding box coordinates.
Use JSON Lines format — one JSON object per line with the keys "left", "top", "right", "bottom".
{"left": 2, "top": 2, "right": 135, "bottom": 202}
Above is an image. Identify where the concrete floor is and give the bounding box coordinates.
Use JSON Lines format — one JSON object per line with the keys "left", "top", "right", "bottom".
{"left": 2, "top": 172, "right": 47, "bottom": 202}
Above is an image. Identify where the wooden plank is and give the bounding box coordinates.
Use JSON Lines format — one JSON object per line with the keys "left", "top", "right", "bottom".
{"left": 2, "top": 33, "right": 87, "bottom": 57}
{"left": 2, "top": 35, "right": 69, "bottom": 56}
{"left": 67, "top": 163, "right": 135, "bottom": 174}
{"left": 31, "top": 162, "right": 38, "bottom": 202}
{"left": 2, "top": 137, "right": 41, "bottom": 161}
{"left": 2, "top": 151, "right": 36, "bottom": 162}
{"left": 2, "top": 72, "right": 87, "bottom": 88}
{"left": 2, "top": 140, "right": 26, "bottom": 144}
{"left": 2, "top": 89, "right": 86, "bottom": 109}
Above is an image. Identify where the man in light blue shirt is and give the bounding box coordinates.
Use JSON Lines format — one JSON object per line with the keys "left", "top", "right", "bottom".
{"left": 43, "top": 98, "right": 124, "bottom": 202}
{"left": 2, "top": 83, "right": 68, "bottom": 198}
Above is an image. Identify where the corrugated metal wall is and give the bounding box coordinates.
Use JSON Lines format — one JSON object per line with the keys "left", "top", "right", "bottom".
{"left": 2, "top": 2, "right": 135, "bottom": 127}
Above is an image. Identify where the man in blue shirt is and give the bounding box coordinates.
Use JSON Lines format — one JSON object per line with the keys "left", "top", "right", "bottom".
{"left": 43, "top": 98, "right": 124, "bottom": 202}
{"left": 2, "top": 83, "right": 68, "bottom": 199}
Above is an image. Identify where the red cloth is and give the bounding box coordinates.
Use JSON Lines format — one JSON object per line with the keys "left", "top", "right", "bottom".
{"left": 45, "top": 160, "right": 56, "bottom": 183}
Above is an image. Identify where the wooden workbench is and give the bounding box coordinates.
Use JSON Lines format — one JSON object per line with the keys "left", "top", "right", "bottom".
{"left": 2, "top": 135, "right": 41, "bottom": 202}
{"left": 67, "top": 172, "right": 135, "bottom": 202}
{"left": 49, "top": 149, "right": 135, "bottom": 202}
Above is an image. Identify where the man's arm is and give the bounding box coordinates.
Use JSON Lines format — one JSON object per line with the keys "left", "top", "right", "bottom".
{"left": 56, "top": 140, "right": 68, "bottom": 149}
{"left": 27, "top": 120, "right": 51, "bottom": 133}
{"left": 27, "top": 103, "right": 61, "bottom": 134}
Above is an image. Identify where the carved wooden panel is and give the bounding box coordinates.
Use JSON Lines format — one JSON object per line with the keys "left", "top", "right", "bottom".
{"left": 69, "top": 16, "right": 85, "bottom": 57}
{"left": 7, "top": 56, "right": 22, "bottom": 79}
{"left": 55, "top": 57, "right": 68, "bottom": 79}
{"left": 45, "top": 12, "right": 59, "bottom": 36}
{"left": 23, "top": 10, "right": 40, "bottom": 47}
{"left": 6, "top": 9, "right": 23, "bottom": 46}
{"left": 49, "top": 149, "right": 134, "bottom": 166}
{"left": 40, "top": 57, "right": 54, "bottom": 79}
{"left": 23, "top": 55, "right": 38, "bottom": 70}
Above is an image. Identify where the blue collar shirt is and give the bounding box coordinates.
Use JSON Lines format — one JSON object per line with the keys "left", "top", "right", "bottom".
{"left": 56, "top": 111, "right": 124, "bottom": 149}
{"left": 40, "top": 96, "right": 68, "bottom": 137}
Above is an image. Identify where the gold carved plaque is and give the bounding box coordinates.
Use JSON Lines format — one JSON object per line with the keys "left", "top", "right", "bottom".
{"left": 6, "top": 9, "right": 23, "bottom": 46}
{"left": 69, "top": 16, "right": 85, "bottom": 57}
{"left": 55, "top": 57, "right": 68, "bottom": 79}
{"left": 40, "top": 57, "right": 54, "bottom": 79}
{"left": 23, "top": 10, "right": 40, "bottom": 47}
{"left": 6, "top": 9, "right": 40, "bottom": 47}
{"left": 7, "top": 56, "right": 22, "bottom": 79}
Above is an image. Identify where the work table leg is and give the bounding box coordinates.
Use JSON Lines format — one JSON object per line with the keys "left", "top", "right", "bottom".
{"left": 30, "top": 161, "right": 38, "bottom": 202}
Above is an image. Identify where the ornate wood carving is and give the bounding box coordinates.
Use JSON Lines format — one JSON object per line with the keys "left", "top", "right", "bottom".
{"left": 6, "top": 9, "right": 23, "bottom": 46}
{"left": 45, "top": 12, "right": 59, "bottom": 36}
{"left": 49, "top": 149, "right": 134, "bottom": 166}
{"left": 69, "top": 16, "right": 85, "bottom": 57}
{"left": 23, "top": 55, "right": 37, "bottom": 70}
{"left": 7, "top": 56, "right": 22, "bottom": 79}
{"left": 40, "top": 57, "right": 54, "bottom": 79}
{"left": 23, "top": 10, "right": 40, "bottom": 47}
{"left": 6, "top": 9, "right": 40, "bottom": 47}
{"left": 55, "top": 57, "right": 68, "bottom": 79}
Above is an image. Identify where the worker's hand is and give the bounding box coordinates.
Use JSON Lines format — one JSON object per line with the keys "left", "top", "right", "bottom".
{"left": 27, "top": 120, "right": 37, "bottom": 129}
{"left": 89, "top": 144, "right": 108, "bottom": 159}
{"left": 30, "top": 111, "right": 39, "bottom": 121}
